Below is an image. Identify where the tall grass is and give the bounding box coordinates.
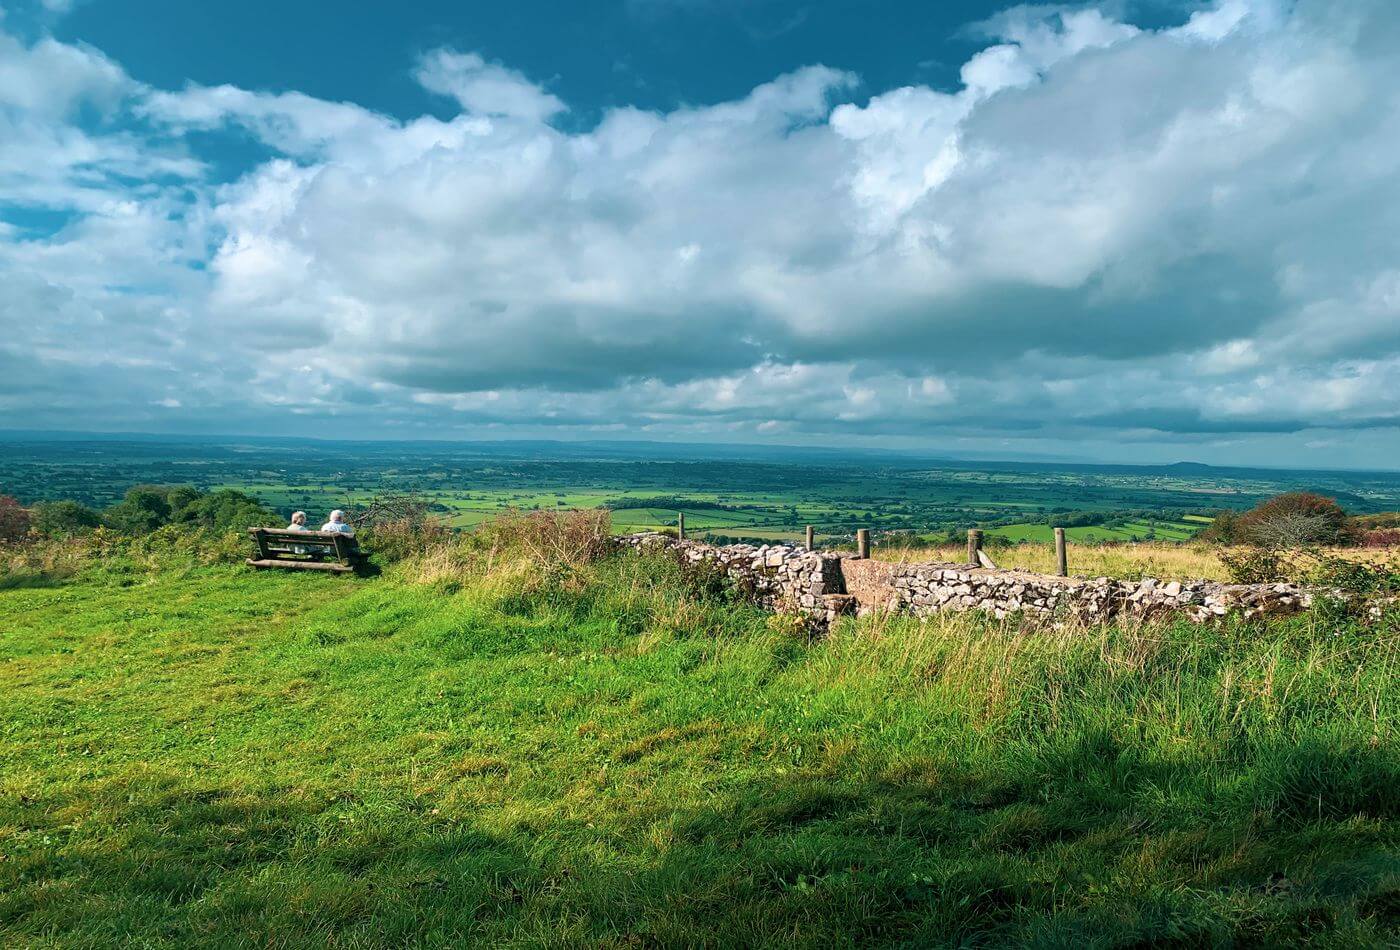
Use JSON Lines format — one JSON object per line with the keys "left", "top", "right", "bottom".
{"left": 875, "top": 539, "right": 1400, "bottom": 582}
{"left": 0, "top": 524, "right": 253, "bottom": 589}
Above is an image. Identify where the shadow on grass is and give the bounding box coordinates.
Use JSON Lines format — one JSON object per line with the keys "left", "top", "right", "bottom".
{"left": 0, "top": 570, "right": 74, "bottom": 591}
{"left": 2, "top": 734, "right": 1396, "bottom": 947}
{"left": 0, "top": 775, "right": 548, "bottom": 947}
{"left": 640, "top": 730, "right": 1400, "bottom": 946}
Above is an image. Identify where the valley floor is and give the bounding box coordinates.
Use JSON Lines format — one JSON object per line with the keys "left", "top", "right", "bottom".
{"left": 1, "top": 553, "right": 1396, "bottom": 947}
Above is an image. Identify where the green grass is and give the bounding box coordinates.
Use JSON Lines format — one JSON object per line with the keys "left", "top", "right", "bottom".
{"left": 1, "top": 546, "right": 1397, "bottom": 946}
{"left": 987, "top": 519, "right": 1204, "bottom": 544}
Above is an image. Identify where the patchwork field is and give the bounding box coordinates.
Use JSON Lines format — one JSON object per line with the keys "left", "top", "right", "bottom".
{"left": 7, "top": 437, "right": 1400, "bottom": 550}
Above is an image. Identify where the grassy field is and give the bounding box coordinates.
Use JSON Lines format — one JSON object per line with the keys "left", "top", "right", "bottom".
{"left": 983, "top": 519, "right": 1203, "bottom": 544}
{"left": 876, "top": 541, "right": 1231, "bottom": 580}
{"left": 1, "top": 538, "right": 1397, "bottom": 946}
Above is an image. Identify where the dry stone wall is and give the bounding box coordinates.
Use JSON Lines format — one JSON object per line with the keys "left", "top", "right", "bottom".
{"left": 616, "top": 532, "right": 1356, "bottom": 627}
{"left": 840, "top": 558, "right": 1316, "bottom": 623}
{"left": 614, "top": 533, "right": 856, "bottom": 624}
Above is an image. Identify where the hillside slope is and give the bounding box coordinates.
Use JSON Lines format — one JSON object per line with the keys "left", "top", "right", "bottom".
{"left": 1, "top": 551, "right": 1397, "bottom": 947}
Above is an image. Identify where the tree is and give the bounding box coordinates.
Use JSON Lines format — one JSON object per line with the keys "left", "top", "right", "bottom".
{"left": 174, "top": 490, "right": 277, "bottom": 531}
{"left": 164, "top": 485, "right": 204, "bottom": 519}
{"left": 101, "top": 486, "right": 280, "bottom": 536}
{"left": 1198, "top": 510, "right": 1241, "bottom": 544}
{"left": 348, "top": 494, "right": 431, "bottom": 529}
{"left": 103, "top": 485, "right": 174, "bottom": 534}
{"left": 32, "top": 500, "right": 102, "bottom": 537}
{"left": 0, "top": 495, "right": 31, "bottom": 542}
{"left": 1234, "top": 492, "right": 1351, "bottom": 547}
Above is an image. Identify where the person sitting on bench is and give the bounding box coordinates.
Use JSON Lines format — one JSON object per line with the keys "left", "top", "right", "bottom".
{"left": 285, "top": 511, "right": 310, "bottom": 555}
{"left": 321, "top": 510, "right": 354, "bottom": 534}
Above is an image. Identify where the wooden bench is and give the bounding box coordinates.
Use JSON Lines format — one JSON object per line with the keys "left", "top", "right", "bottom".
{"left": 246, "top": 528, "right": 368, "bottom": 573}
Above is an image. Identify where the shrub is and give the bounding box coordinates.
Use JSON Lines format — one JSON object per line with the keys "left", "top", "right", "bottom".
{"left": 1197, "top": 509, "right": 1240, "bottom": 544}
{"left": 1307, "top": 555, "right": 1400, "bottom": 597}
{"left": 1219, "top": 548, "right": 1288, "bottom": 584}
{"left": 0, "top": 531, "right": 97, "bottom": 586}
{"left": 359, "top": 517, "right": 451, "bottom": 562}
{"left": 1351, "top": 512, "right": 1400, "bottom": 531}
{"left": 476, "top": 508, "right": 612, "bottom": 571}
{"left": 32, "top": 500, "right": 102, "bottom": 537}
{"left": 0, "top": 495, "right": 31, "bottom": 543}
{"left": 1234, "top": 492, "right": 1351, "bottom": 547}
{"left": 1362, "top": 529, "right": 1400, "bottom": 548}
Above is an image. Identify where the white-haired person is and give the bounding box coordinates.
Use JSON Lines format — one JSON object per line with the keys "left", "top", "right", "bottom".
{"left": 286, "top": 511, "right": 310, "bottom": 532}
{"left": 321, "top": 510, "right": 354, "bottom": 534}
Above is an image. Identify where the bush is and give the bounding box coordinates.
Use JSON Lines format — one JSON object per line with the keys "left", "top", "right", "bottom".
{"left": 1234, "top": 492, "right": 1351, "bottom": 547}
{"left": 1219, "top": 548, "right": 1288, "bottom": 584}
{"left": 1197, "top": 510, "right": 1241, "bottom": 544}
{"left": 358, "top": 517, "right": 451, "bottom": 562}
{"left": 476, "top": 508, "right": 612, "bottom": 571}
{"left": 0, "top": 495, "right": 31, "bottom": 543}
{"left": 1362, "top": 529, "right": 1400, "bottom": 548}
{"left": 1307, "top": 555, "right": 1400, "bottom": 597}
{"left": 1351, "top": 512, "right": 1400, "bottom": 531}
{"left": 32, "top": 500, "right": 103, "bottom": 537}
{"left": 1219, "top": 545, "right": 1400, "bottom": 597}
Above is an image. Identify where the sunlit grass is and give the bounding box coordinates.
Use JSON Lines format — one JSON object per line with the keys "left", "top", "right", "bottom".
{"left": 875, "top": 540, "right": 1400, "bottom": 582}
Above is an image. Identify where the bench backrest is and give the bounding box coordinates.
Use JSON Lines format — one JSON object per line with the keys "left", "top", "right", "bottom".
{"left": 249, "top": 527, "right": 359, "bottom": 562}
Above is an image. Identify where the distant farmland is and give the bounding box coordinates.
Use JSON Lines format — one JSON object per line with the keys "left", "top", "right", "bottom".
{"left": 985, "top": 517, "right": 1206, "bottom": 544}
{"left": 6, "top": 437, "right": 1400, "bottom": 545}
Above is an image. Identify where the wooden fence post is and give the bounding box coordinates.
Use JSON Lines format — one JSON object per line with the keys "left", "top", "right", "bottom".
{"left": 967, "top": 529, "right": 984, "bottom": 567}
{"left": 805, "top": 525, "right": 815, "bottom": 550}
{"left": 1054, "top": 527, "right": 1067, "bottom": 577}
{"left": 677, "top": 512, "right": 686, "bottom": 540}
{"left": 856, "top": 528, "right": 870, "bottom": 559}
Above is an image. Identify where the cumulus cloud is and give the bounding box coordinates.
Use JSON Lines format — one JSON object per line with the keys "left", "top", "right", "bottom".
{"left": 3, "top": 0, "right": 1400, "bottom": 465}
{"left": 414, "top": 49, "right": 567, "bottom": 121}
{"left": 0, "top": 32, "right": 127, "bottom": 116}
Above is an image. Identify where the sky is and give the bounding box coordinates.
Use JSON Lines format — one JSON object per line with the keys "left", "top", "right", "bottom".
{"left": 2, "top": 0, "right": 1399, "bottom": 468}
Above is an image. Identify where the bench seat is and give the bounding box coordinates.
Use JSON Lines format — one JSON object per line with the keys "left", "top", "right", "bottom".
{"left": 246, "top": 527, "right": 367, "bottom": 573}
